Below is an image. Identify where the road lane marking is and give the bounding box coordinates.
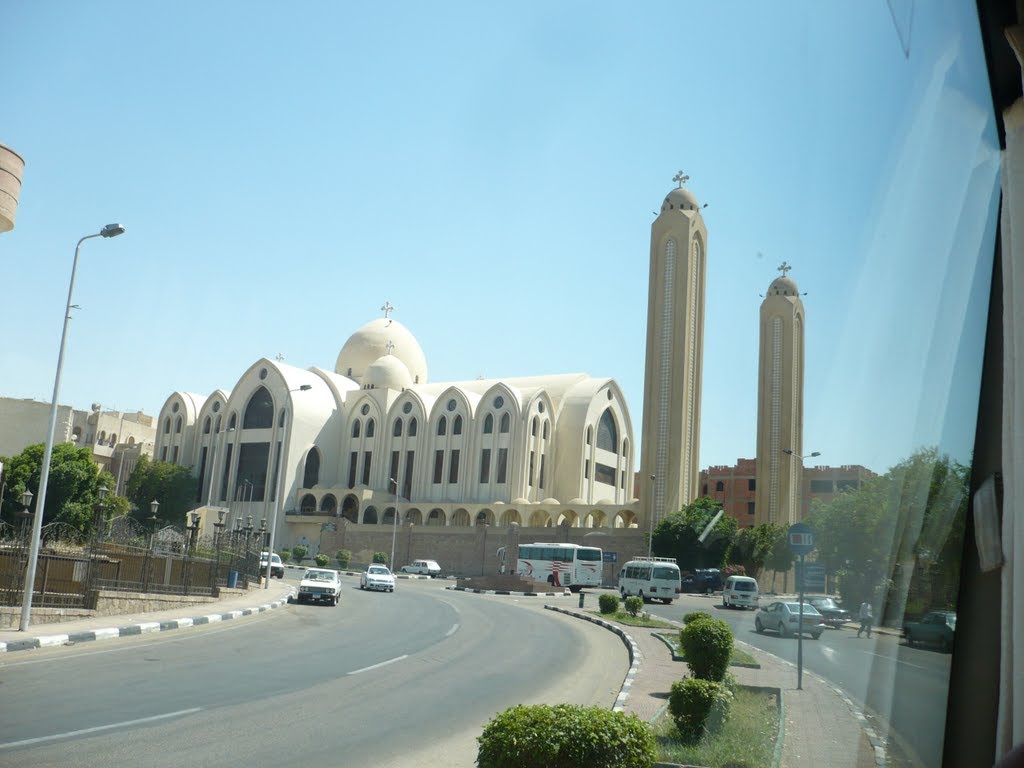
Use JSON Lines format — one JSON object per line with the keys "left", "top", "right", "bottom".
{"left": 0, "top": 708, "right": 202, "bottom": 749}
{"left": 866, "top": 650, "right": 928, "bottom": 669}
{"left": 445, "top": 623, "right": 460, "bottom": 638}
{"left": 347, "top": 654, "right": 408, "bottom": 675}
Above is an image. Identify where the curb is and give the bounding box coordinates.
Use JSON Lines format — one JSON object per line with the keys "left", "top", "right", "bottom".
{"left": 447, "top": 586, "right": 572, "bottom": 597}
{"left": 0, "top": 588, "right": 295, "bottom": 654}
{"left": 544, "top": 605, "right": 641, "bottom": 714}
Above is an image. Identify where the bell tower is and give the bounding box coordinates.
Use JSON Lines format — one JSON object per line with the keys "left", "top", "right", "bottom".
{"left": 639, "top": 172, "right": 708, "bottom": 530}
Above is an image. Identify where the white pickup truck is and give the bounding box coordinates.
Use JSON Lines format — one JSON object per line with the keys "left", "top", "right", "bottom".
{"left": 400, "top": 559, "right": 441, "bottom": 577}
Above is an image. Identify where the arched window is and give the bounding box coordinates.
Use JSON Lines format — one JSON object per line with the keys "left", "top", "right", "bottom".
{"left": 352, "top": 420, "right": 361, "bottom": 438}
{"left": 203, "top": 417, "right": 211, "bottom": 434}
{"left": 437, "top": 416, "right": 447, "bottom": 436}
{"left": 543, "top": 421, "right": 549, "bottom": 439}
{"left": 484, "top": 414, "right": 494, "bottom": 434}
{"left": 500, "top": 413, "right": 510, "bottom": 433}
{"left": 215, "top": 416, "right": 222, "bottom": 433}
{"left": 175, "top": 417, "right": 182, "bottom": 434}
{"left": 597, "top": 408, "right": 618, "bottom": 452}
{"left": 278, "top": 409, "right": 286, "bottom": 427}
{"left": 409, "top": 418, "right": 417, "bottom": 436}
{"left": 299, "top": 494, "right": 316, "bottom": 514}
{"left": 99, "top": 430, "right": 106, "bottom": 443}
{"left": 110, "top": 433, "right": 117, "bottom": 446}
{"left": 366, "top": 418, "right": 375, "bottom": 437}
{"left": 586, "top": 426, "right": 593, "bottom": 445}
{"left": 228, "top": 413, "right": 237, "bottom": 430}
{"left": 163, "top": 418, "right": 170, "bottom": 434}
{"left": 715, "top": 480, "right": 724, "bottom": 492}
{"left": 243, "top": 386, "right": 274, "bottom": 429}
{"left": 532, "top": 417, "right": 538, "bottom": 436}
{"left": 393, "top": 418, "right": 403, "bottom": 437}
{"left": 453, "top": 415, "right": 463, "bottom": 435}
{"left": 304, "top": 448, "right": 321, "bottom": 488}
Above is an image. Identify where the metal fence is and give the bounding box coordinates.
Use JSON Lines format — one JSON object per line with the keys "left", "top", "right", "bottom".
{"left": 0, "top": 516, "right": 263, "bottom": 610}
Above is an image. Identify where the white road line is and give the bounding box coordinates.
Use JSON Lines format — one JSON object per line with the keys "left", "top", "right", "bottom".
{"left": 867, "top": 650, "right": 928, "bottom": 670}
{"left": 445, "top": 623, "right": 460, "bottom": 638}
{"left": 0, "top": 708, "right": 202, "bottom": 749}
{"left": 347, "top": 654, "right": 409, "bottom": 676}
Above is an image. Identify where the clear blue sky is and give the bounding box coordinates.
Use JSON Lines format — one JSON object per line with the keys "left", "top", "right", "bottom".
{"left": 0, "top": 1, "right": 1000, "bottom": 476}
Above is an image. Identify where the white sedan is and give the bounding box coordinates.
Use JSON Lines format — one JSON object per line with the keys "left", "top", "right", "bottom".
{"left": 296, "top": 568, "right": 342, "bottom": 605}
{"left": 754, "top": 601, "right": 825, "bottom": 639}
{"left": 360, "top": 564, "right": 396, "bottom": 592}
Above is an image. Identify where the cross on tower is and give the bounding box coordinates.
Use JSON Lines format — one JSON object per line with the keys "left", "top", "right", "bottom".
{"left": 672, "top": 170, "right": 689, "bottom": 188}
{"left": 274, "top": 353, "right": 285, "bottom": 362}
{"left": 385, "top": 340, "right": 395, "bottom": 355}
{"left": 380, "top": 301, "right": 394, "bottom": 319}
{"left": 777, "top": 261, "right": 792, "bottom": 277}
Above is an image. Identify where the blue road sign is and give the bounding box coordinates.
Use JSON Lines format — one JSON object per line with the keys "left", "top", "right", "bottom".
{"left": 788, "top": 522, "right": 815, "bottom": 555}
{"left": 603, "top": 551, "right": 618, "bottom": 563}
{"left": 796, "top": 562, "right": 826, "bottom": 592}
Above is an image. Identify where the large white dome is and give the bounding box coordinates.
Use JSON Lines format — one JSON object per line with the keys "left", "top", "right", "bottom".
{"left": 363, "top": 354, "right": 414, "bottom": 391}
{"left": 335, "top": 318, "right": 428, "bottom": 385}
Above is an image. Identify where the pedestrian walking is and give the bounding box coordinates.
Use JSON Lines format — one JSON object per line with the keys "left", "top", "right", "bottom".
{"left": 857, "top": 600, "right": 873, "bottom": 638}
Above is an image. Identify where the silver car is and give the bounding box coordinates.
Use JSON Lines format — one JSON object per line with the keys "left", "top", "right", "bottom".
{"left": 360, "top": 564, "right": 396, "bottom": 592}
{"left": 754, "top": 601, "right": 825, "bottom": 639}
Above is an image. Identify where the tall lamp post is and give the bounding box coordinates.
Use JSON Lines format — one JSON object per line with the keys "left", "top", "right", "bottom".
{"left": 20, "top": 223, "right": 125, "bottom": 631}
{"left": 264, "top": 384, "right": 312, "bottom": 587}
{"left": 782, "top": 449, "right": 821, "bottom": 521}
{"left": 388, "top": 477, "right": 399, "bottom": 568}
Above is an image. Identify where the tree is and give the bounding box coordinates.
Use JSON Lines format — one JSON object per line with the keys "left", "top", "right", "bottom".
{"left": 0, "top": 442, "right": 124, "bottom": 533}
{"left": 728, "top": 523, "right": 784, "bottom": 577}
{"left": 651, "top": 497, "right": 737, "bottom": 570}
{"left": 764, "top": 528, "right": 795, "bottom": 592}
{"left": 125, "top": 455, "right": 199, "bottom": 528}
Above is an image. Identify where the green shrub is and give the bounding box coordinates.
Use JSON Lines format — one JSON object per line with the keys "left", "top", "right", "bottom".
{"left": 624, "top": 596, "right": 644, "bottom": 617}
{"left": 279, "top": 549, "right": 291, "bottom": 563}
{"left": 682, "top": 611, "right": 712, "bottom": 625}
{"left": 598, "top": 593, "right": 620, "bottom": 615}
{"left": 314, "top": 553, "right": 329, "bottom": 567}
{"left": 372, "top": 551, "right": 389, "bottom": 564}
{"left": 668, "top": 678, "right": 733, "bottom": 745}
{"left": 477, "top": 704, "right": 656, "bottom": 768}
{"left": 680, "top": 616, "right": 733, "bottom": 682}
{"left": 335, "top": 549, "right": 352, "bottom": 569}
{"left": 291, "top": 544, "right": 308, "bottom": 563}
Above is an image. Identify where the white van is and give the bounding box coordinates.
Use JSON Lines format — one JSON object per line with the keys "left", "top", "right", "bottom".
{"left": 618, "top": 557, "right": 681, "bottom": 604}
{"left": 722, "top": 575, "right": 760, "bottom": 609}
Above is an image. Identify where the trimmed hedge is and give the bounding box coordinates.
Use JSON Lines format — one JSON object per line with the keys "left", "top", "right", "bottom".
{"left": 682, "top": 610, "right": 713, "bottom": 625}
{"left": 314, "top": 553, "right": 329, "bottom": 567}
{"left": 679, "top": 616, "right": 733, "bottom": 682}
{"left": 279, "top": 549, "right": 291, "bottom": 563}
{"left": 291, "top": 544, "right": 308, "bottom": 563}
{"left": 335, "top": 549, "right": 352, "bottom": 569}
{"left": 668, "top": 678, "right": 733, "bottom": 744}
{"left": 624, "top": 596, "right": 644, "bottom": 617}
{"left": 372, "top": 551, "right": 389, "bottom": 564}
{"left": 477, "top": 704, "right": 656, "bottom": 768}
{"left": 598, "top": 593, "right": 620, "bottom": 614}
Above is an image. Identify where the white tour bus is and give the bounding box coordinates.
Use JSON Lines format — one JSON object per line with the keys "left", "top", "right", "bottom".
{"left": 512, "top": 543, "right": 603, "bottom": 591}
{"left": 618, "top": 556, "right": 682, "bottom": 604}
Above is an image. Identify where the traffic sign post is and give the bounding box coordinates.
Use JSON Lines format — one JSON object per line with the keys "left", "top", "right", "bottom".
{"left": 788, "top": 523, "right": 815, "bottom": 691}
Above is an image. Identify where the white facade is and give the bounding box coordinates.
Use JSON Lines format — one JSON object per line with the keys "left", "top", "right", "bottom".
{"left": 155, "top": 315, "right": 640, "bottom": 547}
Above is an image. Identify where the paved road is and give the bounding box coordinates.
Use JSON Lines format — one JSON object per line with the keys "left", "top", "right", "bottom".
{"left": 642, "top": 593, "right": 950, "bottom": 768}
{"left": 0, "top": 577, "right": 626, "bottom": 768}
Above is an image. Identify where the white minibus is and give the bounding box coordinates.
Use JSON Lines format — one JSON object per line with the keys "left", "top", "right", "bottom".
{"left": 618, "top": 556, "right": 681, "bottom": 604}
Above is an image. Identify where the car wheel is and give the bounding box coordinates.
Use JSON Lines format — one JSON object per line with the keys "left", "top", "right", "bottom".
{"left": 940, "top": 635, "right": 952, "bottom": 653}
{"left": 755, "top": 617, "right": 764, "bottom": 633}
{"left": 620, "top": 588, "right": 627, "bottom": 599}
{"left": 334, "top": 596, "right": 340, "bottom": 606}
{"left": 905, "top": 631, "right": 914, "bottom": 647}
{"left": 360, "top": 583, "right": 365, "bottom": 590}
{"left": 812, "top": 632, "right": 822, "bottom": 640}
{"left": 779, "top": 621, "right": 790, "bottom": 638}
{"left": 722, "top": 597, "right": 728, "bottom": 608}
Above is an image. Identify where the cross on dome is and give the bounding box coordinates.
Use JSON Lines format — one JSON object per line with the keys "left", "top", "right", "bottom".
{"left": 672, "top": 170, "right": 689, "bottom": 188}
{"left": 385, "top": 340, "right": 395, "bottom": 355}
{"left": 380, "top": 301, "right": 394, "bottom": 319}
{"left": 777, "top": 261, "right": 792, "bottom": 277}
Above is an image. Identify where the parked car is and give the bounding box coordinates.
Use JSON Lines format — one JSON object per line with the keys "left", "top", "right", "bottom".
{"left": 681, "top": 568, "right": 722, "bottom": 594}
{"left": 903, "top": 611, "right": 956, "bottom": 652}
{"left": 722, "top": 575, "right": 760, "bottom": 609}
{"left": 259, "top": 551, "right": 285, "bottom": 579}
{"left": 296, "top": 568, "right": 341, "bottom": 605}
{"left": 754, "top": 601, "right": 825, "bottom": 639}
{"left": 400, "top": 559, "right": 441, "bottom": 577}
{"left": 360, "top": 564, "right": 396, "bottom": 592}
{"left": 807, "top": 596, "right": 851, "bottom": 628}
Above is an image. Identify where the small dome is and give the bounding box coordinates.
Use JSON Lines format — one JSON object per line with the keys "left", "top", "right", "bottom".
{"left": 542, "top": 498, "right": 560, "bottom": 505}
{"left": 336, "top": 317, "right": 427, "bottom": 385}
{"left": 595, "top": 498, "right": 616, "bottom": 506}
{"left": 363, "top": 355, "right": 413, "bottom": 391}
{"left": 767, "top": 276, "right": 799, "bottom": 297}
{"left": 661, "top": 186, "right": 700, "bottom": 213}
{"left": 568, "top": 497, "right": 586, "bottom": 505}
{"left": 512, "top": 498, "right": 530, "bottom": 506}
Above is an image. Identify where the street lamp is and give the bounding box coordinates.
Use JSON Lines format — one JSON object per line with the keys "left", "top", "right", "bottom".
{"left": 19, "top": 223, "right": 125, "bottom": 631}
{"left": 782, "top": 449, "right": 821, "bottom": 521}
{"left": 264, "top": 383, "right": 312, "bottom": 587}
{"left": 19, "top": 489, "right": 33, "bottom": 540}
{"left": 388, "top": 477, "right": 399, "bottom": 568}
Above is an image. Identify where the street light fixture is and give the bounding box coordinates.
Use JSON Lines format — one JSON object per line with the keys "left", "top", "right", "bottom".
{"left": 782, "top": 449, "right": 821, "bottom": 523}
{"left": 19, "top": 223, "right": 125, "bottom": 631}
{"left": 263, "top": 383, "right": 312, "bottom": 587}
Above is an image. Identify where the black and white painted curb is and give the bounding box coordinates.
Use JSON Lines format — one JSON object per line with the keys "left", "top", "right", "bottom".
{"left": 446, "top": 586, "right": 573, "bottom": 597}
{"left": 0, "top": 589, "right": 295, "bottom": 654}
{"left": 544, "top": 605, "right": 641, "bottom": 713}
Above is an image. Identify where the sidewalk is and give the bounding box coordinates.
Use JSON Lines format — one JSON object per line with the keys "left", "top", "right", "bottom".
{"left": 0, "top": 580, "right": 294, "bottom": 653}
{"left": 547, "top": 605, "right": 885, "bottom": 768}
